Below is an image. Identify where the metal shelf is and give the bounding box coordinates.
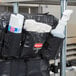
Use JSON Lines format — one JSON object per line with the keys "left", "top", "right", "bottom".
{"left": 0, "top": 0, "right": 73, "bottom": 76}
{"left": 1, "top": 0, "right": 76, "bottom": 5}
{"left": 49, "top": 56, "right": 76, "bottom": 64}
{"left": 1, "top": 0, "right": 34, "bottom": 2}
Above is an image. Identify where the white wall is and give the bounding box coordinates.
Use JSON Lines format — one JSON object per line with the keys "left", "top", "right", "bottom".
{"left": 42, "top": 5, "right": 76, "bottom": 37}
{"left": 67, "top": 6, "right": 76, "bottom": 37}
{"left": 42, "top": 5, "right": 60, "bottom": 18}
{"left": 0, "top": 6, "right": 8, "bottom": 12}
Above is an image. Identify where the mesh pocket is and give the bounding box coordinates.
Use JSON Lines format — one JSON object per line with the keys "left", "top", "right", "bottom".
{"left": 2, "top": 31, "right": 21, "bottom": 58}
{"left": 41, "top": 34, "right": 63, "bottom": 60}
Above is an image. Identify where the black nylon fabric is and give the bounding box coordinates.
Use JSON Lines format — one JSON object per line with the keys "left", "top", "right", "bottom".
{"left": 0, "top": 58, "right": 50, "bottom": 76}
{"left": 0, "top": 59, "right": 26, "bottom": 76}
{"left": 10, "top": 59, "right": 26, "bottom": 76}
{"left": 0, "top": 30, "right": 2, "bottom": 55}
{"left": 26, "top": 57, "right": 50, "bottom": 76}
{"left": 0, "top": 13, "right": 9, "bottom": 57}
{"left": 0, "top": 60, "right": 10, "bottom": 76}
{"left": 21, "top": 31, "right": 48, "bottom": 58}
{"left": 23, "top": 14, "right": 63, "bottom": 60}
{"left": 40, "top": 34, "right": 63, "bottom": 60}
{"left": 0, "top": 13, "right": 63, "bottom": 60}
{"left": 0, "top": 13, "right": 63, "bottom": 76}
{"left": 0, "top": 29, "right": 7, "bottom": 57}
{"left": 2, "top": 31, "right": 21, "bottom": 58}
{"left": 20, "top": 13, "right": 59, "bottom": 58}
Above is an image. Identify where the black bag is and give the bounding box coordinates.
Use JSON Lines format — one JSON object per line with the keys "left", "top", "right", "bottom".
{"left": 25, "top": 14, "right": 63, "bottom": 60}
{"left": 0, "top": 30, "right": 5, "bottom": 57}
{"left": 40, "top": 34, "right": 63, "bottom": 60}
{"left": 0, "top": 59, "right": 26, "bottom": 76}
{"left": 0, "top": 13, "right": 23, "bottom": 58}
{"left": 21, "top": 14, "right": 58, "bottom": 58}
{"left": 2, "top": 31, "right": 21, "bottom": 58}
{"left": 26, "top": 57, "right": 50, "bottom": 76}
{"left": 0, "top": 13, "right": 9, "bottom": 57}
{"left": 21, "top": 30, "right": 48, "bottom": 58}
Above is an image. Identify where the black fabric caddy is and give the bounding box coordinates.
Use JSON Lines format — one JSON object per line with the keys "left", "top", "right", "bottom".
{"left": 0, "top": 13, "right": 63, "bottom": 76}
{"left": 0, "top": 13, "right": 63, "bottom": 59}
{"left": 2, "top": 31, "right": 22, "bottom": 58}
{"left": 0, "top": 13, "right": 22, "bottom": 58}
{"left": 20, "top": 13, "right": 63, "bottom": 60}
{"left": 0, "top": 12, "right": 10, "bottom": 57}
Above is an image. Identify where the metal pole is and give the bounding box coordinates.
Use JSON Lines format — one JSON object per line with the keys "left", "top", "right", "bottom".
{"left": 60, "top": 0, "right": 67, "bottom": 76}
{"left": 28, "top": 7, "right": 31, "bottom": 14}
{"left": 38, "top": 4, "right": 42, "bottom": 13}
{"left": 13, "top": 2, "right": 19, "bottom": 13}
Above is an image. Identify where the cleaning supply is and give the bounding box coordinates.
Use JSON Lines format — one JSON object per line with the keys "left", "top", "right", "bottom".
{"left": 2, "top": 14, "right": 24, "bottom": 58}
{"left": 24, "top": 19, "right": 52, "bottom": 33}
{"left": 8, "top": 14, "right": 24, "bottom": 33}
{"left": 21, "top": 19, "right": 52, "bottom": 58}
{"left": 51, "top": 10, "right": 73, "bottom": 38}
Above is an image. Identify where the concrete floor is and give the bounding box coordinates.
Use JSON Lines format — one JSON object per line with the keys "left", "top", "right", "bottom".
{"left": 50, "top": 66, "right": 76, "bottom": 76}
{"left": 50, "top": 71, "right": 76, "bottom": 76}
